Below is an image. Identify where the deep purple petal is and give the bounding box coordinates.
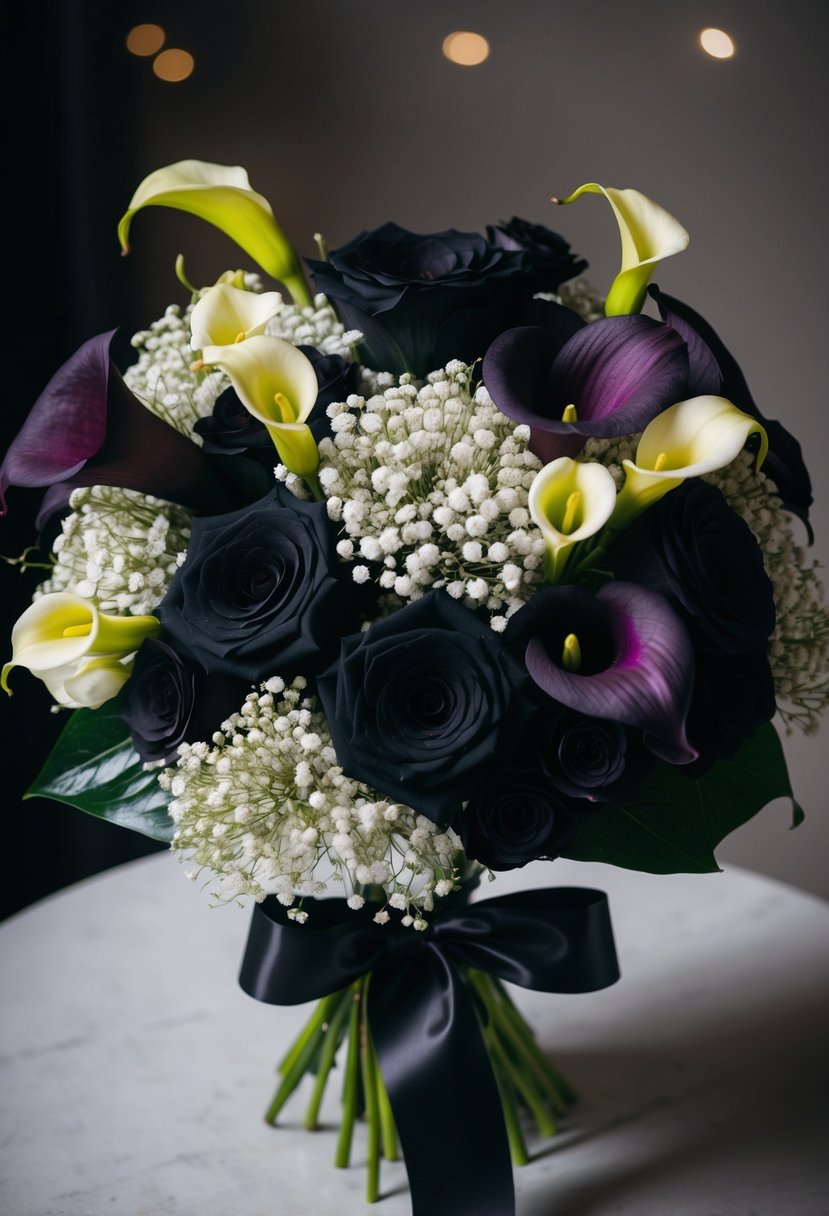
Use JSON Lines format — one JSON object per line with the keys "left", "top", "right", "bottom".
{"left": 1, "top": 332, "right": 114, "bottom": 510}
{"left": 649, "top": 285, "right": 722, "bottom": 396}
{"left": 2, "top": 332, "right": 238, "bottom": 516}
{"left": 548, "top": 315, "right": 689, "bottom": 436}
{"left": 483, "top": 325, "right": 584, "bottom": 462}
{"left": 519, "top": 582, "right": 697, "bottom": 765}
{"left": 483, "top": 318, "right": 688, "bottom": 452}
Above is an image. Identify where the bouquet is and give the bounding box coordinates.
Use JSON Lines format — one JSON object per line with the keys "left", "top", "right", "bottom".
{"left": 2, "top": 161, "right": 825, "bottom": 1216}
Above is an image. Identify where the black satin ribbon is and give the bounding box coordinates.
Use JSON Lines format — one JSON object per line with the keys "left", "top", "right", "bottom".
{"left": 239, "top": 886, "right": 619, "bottom": 1216}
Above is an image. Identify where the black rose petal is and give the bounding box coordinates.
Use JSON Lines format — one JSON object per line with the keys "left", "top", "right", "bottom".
{"left": 306, "top": 222, "right": 533, "bottom": 377}
{"left": 533, "top": 711, "right": 652, "bottom": 802}
{"left": 118, "top": 638, "right": 248, "bottom": 764}
{"left": 685, "top": 650, "right": 777, "bottom": 775}
{"left": 156, "top": 483, "right": 348, "bottom": 681}
{"left": 459, "top": 767, "right": 577, "bottom": 870}
{"left": 487, "top": 217, "right": 588, "bottom": 292}
{"left": 612, "top": 480, "right": 776, "bottom": 655}
{"left": 318, "top": 590, "right": 535, "bottom": 824}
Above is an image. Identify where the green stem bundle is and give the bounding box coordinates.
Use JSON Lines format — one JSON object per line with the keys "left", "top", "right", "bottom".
{"left": 263, "top": 968, "right": 575, "bottom": 1201}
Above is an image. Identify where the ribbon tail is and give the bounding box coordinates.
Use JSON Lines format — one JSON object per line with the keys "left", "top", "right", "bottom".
{"left": 368, "top": 950, "right": 515, "bottom": 1216}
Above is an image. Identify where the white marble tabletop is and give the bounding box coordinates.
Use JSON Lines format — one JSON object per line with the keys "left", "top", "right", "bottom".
{"left": 1, "top": 851, "right": 828, "bottom": 1216}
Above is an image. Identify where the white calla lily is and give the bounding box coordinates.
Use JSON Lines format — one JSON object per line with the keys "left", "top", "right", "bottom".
{"left": 1, "top": 592, "right": 160, "bottom": 706}
{"left": 201, "top": 335, "right": 321, "bottom": 480}
{"left": 529, "top": 457, "right": 618, "bottom": 582}
{"left": 118, "top": 159, "right": 312, "bottom": 306}
{"left": 190, "top": 282, "right": 284, "bottom": 351}
{"left": 554, "top": 183, "right": 689, "bottom": 315}
{"left": 44, "top": 656, "right": 133, "bottom": 710}
{"left": 611, "top": 396, "right": 768, "bottom": 528}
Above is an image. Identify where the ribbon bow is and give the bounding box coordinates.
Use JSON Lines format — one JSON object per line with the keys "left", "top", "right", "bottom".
{"left": 239, "top": 886, "right": 619, "bottom": 1216}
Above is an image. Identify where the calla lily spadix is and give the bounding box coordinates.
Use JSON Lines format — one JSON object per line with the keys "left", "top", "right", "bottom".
{"left": 529, "top": 457, "right": 617, "bottom": 582}
{"left": 189, "top": 282, "right": 284, "bottom": 353}
{"left": 611, "top": 395, "right": 769, "bottom": 530}
{"left": 506, "top": 582, "right": 698, "bottom": 766}
{"left": 553, "top": 184, "right": 689, "bottom": 316}
{"left": 1, "top": 592, "right": 161, "bottom": 709}
{"left": 482, "top": 315, "right": 688, "bottom": 465}
{"left": 201, "top": 335, "right": 321, "bottom": 479}
{"left": 118, "top": 160, "right": 313, "bottom": 308}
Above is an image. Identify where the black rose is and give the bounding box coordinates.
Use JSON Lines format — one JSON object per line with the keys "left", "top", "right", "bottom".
{"left": 156, "top": 483, "right": 346, "bottom": 681}
{"left": 118, "top": 638, "right": 248, "bottom": 764}
{"left": 192, "top": 387, "right": 275, "bottom": 502}
{"left": 193, "top": 386, "right": 272, "bottom": 456}
{"left": 612, "top": 480, "right": 776, "bottom": 655}
{"left": 317, "top": 590, "right": 534, "bottom": 824}
{"left": 487, "top": 217, "right": 587, "bottom": 292}
{"left": 459, "top": 768, "right": 577, "bottom": 870}
{"left": 685, "top": 650, "right": 776, "bottom": 775}
{"left": 305, "top": 223, "right": 532, "bottom": 377}
{"left": 535, "top": 711, "right": 651, "bottom": 802}
{"left": 297, "top": 345, "right": 360, "bottom": 411}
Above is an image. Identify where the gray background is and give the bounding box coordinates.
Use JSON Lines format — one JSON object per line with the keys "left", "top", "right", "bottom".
{"left": 2, "top": 0, "right": 826, "bottom": 911}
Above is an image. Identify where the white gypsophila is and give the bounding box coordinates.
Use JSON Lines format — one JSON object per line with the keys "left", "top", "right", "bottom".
{"left": 544, "top": 277, "right": 606, "bottom": 324}
{"left": 35, "top": 486, "right": 192, "bottom": 616}
{"left": 583, "top": 436, "right": 829, "bottom": 734}
{"left": 308, "top": 362, "right": 546, "bottom": 627}
{"left": 265, "top": 292, "right": 362, "bottom": 360}
{"left": 123, "top": 303, "right": 227, "bottom": 436}
{"left": 161, "top": 677, "right": 463, "bottom": 919}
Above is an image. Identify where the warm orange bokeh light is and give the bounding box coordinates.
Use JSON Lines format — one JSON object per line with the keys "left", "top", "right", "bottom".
{"left": 699, "top": 28, "right": 736, "bottom": 59}
{"left": 126, "top": 23, "right": 166, "bottom": 57}
{"left": 442, "top": 31, "right": 490, "bottom": 67}
{"left": 153, "top": 49, "right": 195, "bottom": 82}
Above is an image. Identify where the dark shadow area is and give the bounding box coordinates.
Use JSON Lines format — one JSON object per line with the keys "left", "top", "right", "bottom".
{"left": 0, "top": 3, "right": 168, "bottom": 921}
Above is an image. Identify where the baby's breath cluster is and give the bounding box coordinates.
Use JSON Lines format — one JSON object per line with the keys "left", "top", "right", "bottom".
{"left": 549, "top": 278, "right": 606, "bottom": 324}
{"left": 124, "top": 303, "right": 226, "bottom": 436}
{"left": 706, "top": 451, "right": 829, "bottom": 734}
{"left": 584, "top": 437, "right": 829, "bottom": 732}
{"left": 161, "top": 677, "right": 462, "bottom": 921}
{"left": 265, "top": 292, "right": 362, "bottom": 360}
{"left": 36, "top": 486, "right": 191, "bottom": 616}
{"left": 314, "top": 362, "right": 546, "bottom": 628}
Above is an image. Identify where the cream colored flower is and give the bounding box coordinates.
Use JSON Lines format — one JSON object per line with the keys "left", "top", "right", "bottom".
{"left": 1, "top": 592, "right": 160, "bottom": 708}
{"left": 118, "top": 159, "right": 312, "bottom": 306}
{"left": 529, "top": 457, "right": 617, "bottom": 582}
{"left": 611, "top": 396, "right": 768, "bottom": 528}
{"left": 201, "top": 335, "right": 320, "bottom": 478}
{"left": 190, "top": 282, "right": 284, "bottom": 351}
{"left": 554, "top": 183, "right": 689, "bottom": 315}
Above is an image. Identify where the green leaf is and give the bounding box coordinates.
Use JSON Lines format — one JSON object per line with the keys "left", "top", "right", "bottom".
{"left": 25, "top": 702, "right": 174, "bottom": 842}
{"left": 561, "top": 722, "right": 801, "bottom": 874}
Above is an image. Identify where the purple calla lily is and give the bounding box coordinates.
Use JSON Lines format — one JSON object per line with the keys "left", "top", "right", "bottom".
{"left": 1, "top": 332, "right": 237, "bottom": 516}
{"left": 650, "top": 286, "right": 813, "bottom": 531}
{"left": 507, "top": 582, "right": 697, "bottom": 766}
{"left": 483, "top": 315, "right": 689, "bottom": 464}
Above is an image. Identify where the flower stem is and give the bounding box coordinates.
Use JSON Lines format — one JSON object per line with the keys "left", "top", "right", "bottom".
{"left": 373, "top": 1040, "right": 398, "bottom": 1161}
{"left": 276, "top": 991, "right": 340, "bottom": 1077}
{"left": 489, "top": 977, "right": 576, "bottom": 1106}
{"left": 360, "top": 979, "right": 382, "bottom": 1202}
{"left": 335, "top": 987, "right": 363, "bottom": 1168}
{"left": 265, "top": 990, "right": 344, "bottom": 1124}
{"left": 304, "top": 987, "right": 353, "bottom": 1130}
{"left": 488, "top": 1047, "right": 529, "bottom": 1166}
